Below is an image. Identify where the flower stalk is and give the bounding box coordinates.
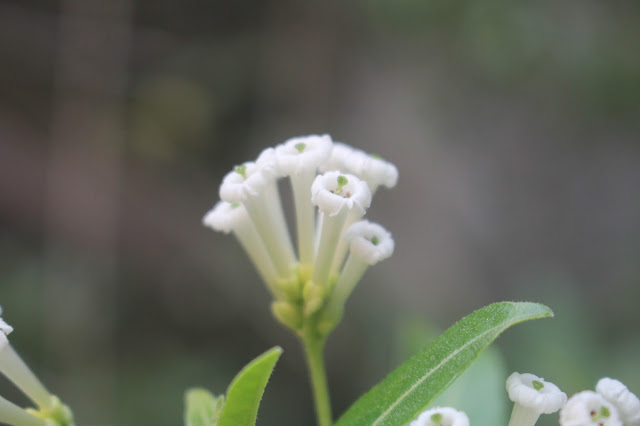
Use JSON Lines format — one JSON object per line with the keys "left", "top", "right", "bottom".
{"left": 301, "top": 332, "right": 332, "bottom": 426}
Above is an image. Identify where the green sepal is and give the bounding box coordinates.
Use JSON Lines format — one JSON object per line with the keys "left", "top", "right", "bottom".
{"left": 303, "top": 281, "right": 325, "bottom": 316}
{"left": 276, "top": 276, "right": 302, "bottom": 303}
{"left": 25, "top": 395, "right": 74, "bottom": 426}
{"left": 271, "top": 300, "right": 303, "bottom": 330}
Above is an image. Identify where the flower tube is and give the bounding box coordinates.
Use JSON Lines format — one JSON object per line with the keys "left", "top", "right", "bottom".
{"left": 410, "top": 406, "right": 470, "bottom": 426}
{"left": 0, "top": 310, "right": 73, "bottom": 425}
{"left": 274, "top": 135, "right": 332, "bottom": 265}
{"left": 203, "top": 201, "right": 279, "bottom": 295}
{"left": 560, "top": 391, "right": 622, "bottom": 426}
{"left": 596, "top": 378, "right": 640, "bottom": 426}
{"left": 0, "top": 313, "right": 51, "bottom": 411}
{"left": 321, "top": 221, "right": 393, "bottom": 328}
{"left": 506, "top": 372, "right": 566, "bottom": 426}
{"left": 219, "top": 153, "right": 295, "bottom": 279}
{"left": 0, "top": 396, "right": 47, "bottom": 426}
{"left": 310, "top": 172, "right": 371, "bottom": 288}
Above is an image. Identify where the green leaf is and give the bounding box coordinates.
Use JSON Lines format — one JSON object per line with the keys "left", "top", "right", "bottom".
{"left": 431, "top": 347, "right": 508, "bottom": 425}
{"left": 217, "top": 346, "right": 283, "bottom": 426}
{"left": 184, "top": 388, "right": 224, "bottom": 426}
{"left": 336, "top": 302, "right": 552, "bottom": 426}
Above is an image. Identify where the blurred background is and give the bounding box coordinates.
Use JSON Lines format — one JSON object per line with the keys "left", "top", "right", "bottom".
{"left": 1, "top": 0, "right": 639, "bottom": 424}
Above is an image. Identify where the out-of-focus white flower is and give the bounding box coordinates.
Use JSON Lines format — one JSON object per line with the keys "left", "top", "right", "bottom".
{"left": 219, "top": 161, "right": 272, "bottom": 202}
{"left": 274, "top": 135, "right": 332, "bottom": 176}
{"left": 596, "top": 378, "right": 640, "bottom": 426}
{"left": 410, "top": 406, "right": 470, "bottom": 426}
{"left": 203, "top": 201, "right": 278, "bottom": 293}
{"left": 560, "top": 391, "right": 622, "bottom": 426}
{"left": 320, "top": 142, "right": 398, "bottom": 194}
{"left": 0, "top": 396, "right": 47, "bottom": 426}
{"left": 0, "top": 308, "right": 13, "bottom": 352}
{"left": 319, "top": 142, "right": 354, "bottom": 174}
{"left": 275, "top": 135, "right": 333, "bottom": 264}
{"left": 0, "top": 311, "right": 73, "bottom": 425}
{"left": 506, "top": 372, "right": 567, "bottom": 426}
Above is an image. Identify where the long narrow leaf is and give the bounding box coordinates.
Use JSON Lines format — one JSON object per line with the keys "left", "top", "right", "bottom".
{"left": 336, "top": 302, "right": 552, "bottom": 426}
{"left": 218, "top": 346, "right": 282, "bottom": 426}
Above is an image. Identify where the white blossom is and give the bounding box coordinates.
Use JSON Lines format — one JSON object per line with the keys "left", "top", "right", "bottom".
{"left": 275, "top": 135, "right": 332, "bottom": 264}
{"left": 0, "top": 309, "right": 13, "bottom": 352}
{"left": 311, "top": 172, "right": 371, "bottom": 287}
{"left": 219, "top": 154, "right": 295, "bottom": 278}
{"left": 0, "top": 314, "right": 55, "bottom": 413}
{"left": 506, "top": 372, "right": 566, "bottom": 426}
{"left": 319, "top": 142, "right": 354, "bottom": 173}
{"left": 274, "top": 134, "right": 332, "bottom": 176}
{"left": 204, "top": 135, "right": 397, "bottom": 333}
{"left": 311, "top": 171, "right": 371, "bottom": 217}
{"left": 0, "top": 396, "right": 46, "bottom": 426}
{"left": 560, "top": 391, "right": 622, "bottom": 426}
{"left": 344, "top": 221, "right": 395, "bottom": 266}
{"left": 219, "top": 161, "right": 272, "bottom": 202}
{"left": 322, "top": 221, "right": 393, "bottom": 324}
{"left": 410, "top": 406, "right": 470, "bottom": 426}
{"left": 596, "top": 378, "right": 640, "bottom": 426}
{"left": 320, "top": 142, "right": 398, "bottom": 194}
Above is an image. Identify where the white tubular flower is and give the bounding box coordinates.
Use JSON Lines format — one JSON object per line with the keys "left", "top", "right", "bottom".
{"left": 359, "top": 152, "right": 398, "bottom": 194}
{"left": 310, "top": 172, "right": 371, "bottom": 287}
{"left": 319, "top": 142, "right": 355, "bottom": 173}
{"left": 275, "top": 135, "right": 332, "bottom": 265}
{"left": 0, "top": 309, "right": 13, "bottom": 351}
{"left": 0, "top": 396, "right": 47, "bottom": 426}
{"left": 275, "top": 134, "right": 332, "bottom": 176}
{"left": 596, "top": 378, "right": 640, "bottom": 426}
{"left": 219, "top": 153, "right": 295, "bottom": 278}
{"left": 203, "top": 201, "right": 279, "bottom": 294}
{"left": 560, "top": 391, "right": 622, "bottom": 426}
{"left": 321, "top": 142, "right": 398, "bottom": 194}
{"left": 506, "top": 372, "right": 567, "bottom": 426}
{"left": 410, "top": 406, "right": 470, "bottom": 426}
{"left": 0, "top": 315, "right": 54, "bottom": 413}
{"left": 344, "top": 220, "right": 395, "bottom": 265}
{"left": 323, "top": 221, "right": 393, "bottom": 321}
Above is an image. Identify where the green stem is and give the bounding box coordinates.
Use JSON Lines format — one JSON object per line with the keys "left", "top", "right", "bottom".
{"left": 301, "top": 333, "right": 332, "bottom": 426}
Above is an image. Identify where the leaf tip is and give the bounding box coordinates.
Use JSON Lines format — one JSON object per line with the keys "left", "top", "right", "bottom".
{"left": 267, "top": 346, "right": 284, "bottom": 356}
{"left": 511, "top": 301, "right": 554, "bottom": 319}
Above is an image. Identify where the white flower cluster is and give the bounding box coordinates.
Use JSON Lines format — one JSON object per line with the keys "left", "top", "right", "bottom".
{"left": 407, "top": 373, "right": 639, "bottom": 426}
{"left": 204, "top": 135, "right": 396, "bottom": 333}
{"left": 505, "top": 371, "right": 640, "bottom": 426}
{"left": 0, "top": 308, "right": 73, "bottom": 426}
{"left": 560, "top": 378, "right": 640, "bottom": 426}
